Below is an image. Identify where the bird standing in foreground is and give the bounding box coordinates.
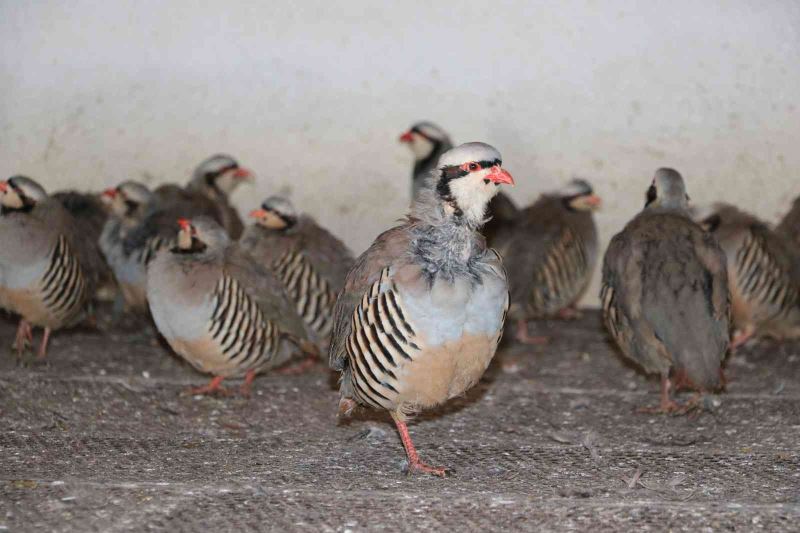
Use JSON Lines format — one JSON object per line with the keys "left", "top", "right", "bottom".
{"left": 0, "top": 176, "right": 102, "bottom": 359}
{"left": 330, "top": 142, "right": 513, "bottom": 476}
{"left": 242, "top": 196, "right": 355, "bottom": 353}
{"left": 601, "top": 168, "right": 730, "bottom": 413}
{"left": 146, "top": 217, "right": 312, "bottom": 396}
{"left": 695, "top": 203, "right": 800, "bottom": 347}
{"left": 400, "top": 122, "right": 517, "bottom": 247}
{"left": 497, "top": 179, "right": 601, "bottom": 344}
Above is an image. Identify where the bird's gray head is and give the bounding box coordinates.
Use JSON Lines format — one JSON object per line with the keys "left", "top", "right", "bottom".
{"left": 425, "top": 142, "right": 515, "bottom": 227}
{"left": 102, "top": 180, "right": 153, "bottom": 217}
{"left": 249, "top": 195, "right": 297, "bottom": 230}
{"left": 557, "top": 178, "right": 602, "bottom": 212}
{"left": 399, "top": 122, "right": 452, "bottom": 161}
{"left": 190, "top": 154, "right": 253, "bottom": 196}
{"left": 0, "top": 175, "right": 48, "bottom": 211}
{"left": 645, "top": 168, "right": 690, "bottom": 210}
{"left": 174, "top": 216, "right": 230, "bottom": 254}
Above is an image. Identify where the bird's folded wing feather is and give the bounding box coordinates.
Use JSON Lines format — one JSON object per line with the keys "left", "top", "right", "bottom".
{"left": 329, "top": 224, "right": 411, "bottom": 370}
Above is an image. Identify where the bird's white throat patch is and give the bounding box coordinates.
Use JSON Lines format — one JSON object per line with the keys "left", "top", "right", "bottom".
{"left": 447, "top": 172, "right": 498, "bottom": 225}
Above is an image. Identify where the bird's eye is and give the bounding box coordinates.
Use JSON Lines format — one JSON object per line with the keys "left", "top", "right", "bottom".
{"left": 468, "top": 162, "right": 480, "bottom": 171}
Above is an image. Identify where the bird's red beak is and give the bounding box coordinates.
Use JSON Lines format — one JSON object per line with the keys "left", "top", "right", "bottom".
{"left": 177, "top": 218, "right": 191, "bottom": 231}
{"left": 102, "top": 188, "right": 118, "bottom": 199}
{"left": 399, "top": 131, "right": 414, "bottom": 143}
{"left": 486, "top": 166, "right": 515, "bottom": 186}
{"left": 0, "top": 181, "right": 7, "bottom": 193}
{"left": 584, "top": 194, "right": 602, "bottom": 208}
{"left": 249, "top": 208, "right": 267, "bottom": 219}
{"left": 233, "top": 167, "right": 254, "bottom": 181}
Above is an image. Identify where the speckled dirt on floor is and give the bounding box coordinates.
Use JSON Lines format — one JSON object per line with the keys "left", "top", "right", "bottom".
{"left": 0, "top": 310, "right": 798, "bottom": 532}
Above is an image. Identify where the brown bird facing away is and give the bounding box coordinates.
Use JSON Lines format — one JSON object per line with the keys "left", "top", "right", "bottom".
{"left": 99, "top": 181, "right": 157, "bottom": 313}
{"left": 601, "top": 168, "right": 730, "bottom": 413}
{"left": 330, "top": 142, "right": 513, "bottom": 476}
{"left": 241, "top": 196, "right": 355, "bottom": 353}
{"left": 695, "top": 203, "right": 800, "bottom": 347}
{"left": 776, "top": 195, "right": 800, "bottom": 251}
{"left": 146, "top": 216, "right": 313, "bottom": 396}
{"left": 119, "top": 154, "right": 253, "bottom": 298}
{"left": 496, "top": 179, "right": 601, "bottom": 344}
{"left": 400, "top": 122, "right": 518, "bottom": 248}
{"left": 0, "top": 176, "right": 104, "bottom": 359}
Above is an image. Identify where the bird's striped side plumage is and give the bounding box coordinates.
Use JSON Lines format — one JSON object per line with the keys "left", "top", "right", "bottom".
{"left": 345, "top": 267, "right": 422, "bottom": 411}
{"left": 207, "top": 275, "right": 282, "bottom": 374}
{"left": 734, "top": 229, "right": 798, "bottom": 324}
{"left": 527, "top": 226, "right": 590, "bottom": 316}
{"left": 40, "top": 234, "right": 87, "bottom": 324}
{"left": 274, "top": 249, "right": 337, "bottom": 339}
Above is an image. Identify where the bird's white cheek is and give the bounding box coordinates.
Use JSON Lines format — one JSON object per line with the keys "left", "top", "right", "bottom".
{"left": 449, "top": 176, "right": 497, "bottom": 221}
{"left": 410, "top": 136, "right": 435, "bottom": 160}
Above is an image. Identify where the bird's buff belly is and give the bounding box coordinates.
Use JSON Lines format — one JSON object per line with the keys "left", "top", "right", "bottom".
{"left": 168, "top": 335, "right": 253, "bottom": 378}
{"left": 0, "top": 286, "right": 64, "bottom": 328}
{"left": 394, "top": 333, "right": 497, "bottom": 415}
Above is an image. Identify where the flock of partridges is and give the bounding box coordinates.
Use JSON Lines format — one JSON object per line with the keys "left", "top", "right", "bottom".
{"left": 1, "top": 121, "right": 799, "bottom": 476}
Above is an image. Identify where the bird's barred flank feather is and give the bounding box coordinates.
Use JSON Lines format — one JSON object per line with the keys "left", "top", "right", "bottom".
{"left": 735, "top": 230, "right": 798, "bottom": 320}
{"left": 40, "top": 235, "right": 86, "bottom": 322}
{"left": 208, "top": 275, "right": 280, "bottom": 372}
{"left": 346, "top": 268, "right": 421, "bottom": 410}
{"left": 274, "top": 249, "right": 336, "bottom": 338}
{"left": 529, "top": 227, "right": 588, "bottom": 316}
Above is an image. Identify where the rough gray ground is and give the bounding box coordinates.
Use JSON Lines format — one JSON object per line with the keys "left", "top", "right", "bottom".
{"left": 0, "top": 310, "right": 798, "bottom": 532}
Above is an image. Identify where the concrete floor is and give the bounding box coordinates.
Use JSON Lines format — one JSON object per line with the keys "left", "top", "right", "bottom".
{"left": 0, "top": 310, "right": 798, "bottom": 532}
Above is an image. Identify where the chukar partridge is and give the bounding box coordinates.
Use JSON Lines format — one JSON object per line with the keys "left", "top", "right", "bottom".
{"left": 99, "top": 181, "right": 156, "bottom": 312}
{"left": 696, "top": 203, "right": 800, "bottom": 347}
{"left": 147, "top": 216, "right": 311, "bottom": 395}
{"left": 0, "top": 176, "right": 101, "bottom": 359}
{"left": 119, "top": 155, "right": 252, "bottom": 296}
{"left": 400, "top": 122, "right": 517, "bottom": 248}
{"left": 330, "top": 142, "right": 513, "bottom": 476}
{"left": 185, "top": 154, "right": 252, "bottom": 239}
{"left": 241, "top": 196, "right": 354, "bottom": 351}
{"left": 601, "top": 168, "right": 730, "bottom": 413}
{"left": 498, "top": 179, "right": 600, "bottom": 344}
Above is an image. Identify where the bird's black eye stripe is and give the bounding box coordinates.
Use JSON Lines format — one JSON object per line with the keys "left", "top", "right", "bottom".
{"left": 440, "top": 158, "right": 502, "bottom": 178}
{"left": 645, "top": 184, "right": 657, "bottom": 207}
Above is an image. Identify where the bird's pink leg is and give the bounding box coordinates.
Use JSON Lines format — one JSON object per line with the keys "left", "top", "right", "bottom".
{"left": 515, "top": 319, "right": 549, "bottom": 345}
{"left": 239, "top": 369, "right": 257, "bottom": 397}
{"left": 391, "top": 413, "right": 449, "bottom": 477}
{"left": 186, "top": 376, "right": 229, "bottom": 396}
{"left": 556, "top": 306, "right": 582, "bottom": 320}
{"left": 13, "top": 320, "right": 33, "bottom": 356}
{"left": 638, "top": 376, "right": 685, "bottom": 414}
{"left": 730, "top": 325, "right": 755, "bottom": 350}
{"left": 37, "top": 328, "right": 52, "bottom": 360}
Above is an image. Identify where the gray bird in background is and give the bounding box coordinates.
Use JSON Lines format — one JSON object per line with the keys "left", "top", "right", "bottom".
{"left": 694, "top": 203, "right": 800, "bottom": 347}
{"left": 146, "top": 216, "right": 313, "bottom": 396}
{"left": 601, "top": 168, "right": 730, "bottom": 413}
{"left": 496, "top": 179, "right": 601, "bottom": 344}
{"left": 241, "top": 195, "right": 355, "bottom": 353}
{"left": 0, "top": 176, "right": 105, "bottom": 359}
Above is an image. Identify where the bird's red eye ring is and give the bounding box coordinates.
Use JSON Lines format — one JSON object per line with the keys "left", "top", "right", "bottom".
{"left": 460, "top": 162, "right": 481, "bottom": 172}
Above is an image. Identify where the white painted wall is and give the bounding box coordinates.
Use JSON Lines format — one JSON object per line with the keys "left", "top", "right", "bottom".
{"left": 2, "top": 1, "right": 799, "bottom": 306}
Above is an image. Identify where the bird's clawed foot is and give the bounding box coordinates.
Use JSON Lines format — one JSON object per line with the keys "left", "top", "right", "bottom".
{"left": 404, "top": 460, "right": 451, "bottom": 478}
{"left": 637, "top": 376, "right": 701, "bottom": 415}
{"left": 515, "top": 320, "right": 549, "bottom": 345}
{"left": 13, "top": 320, "right": 33, "bottom": 359}
{"left": 730, "top": 326, "right": 755, "bottom": 350}
{"left": 184, "top": 376, "right": 231, "bottom": 397}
